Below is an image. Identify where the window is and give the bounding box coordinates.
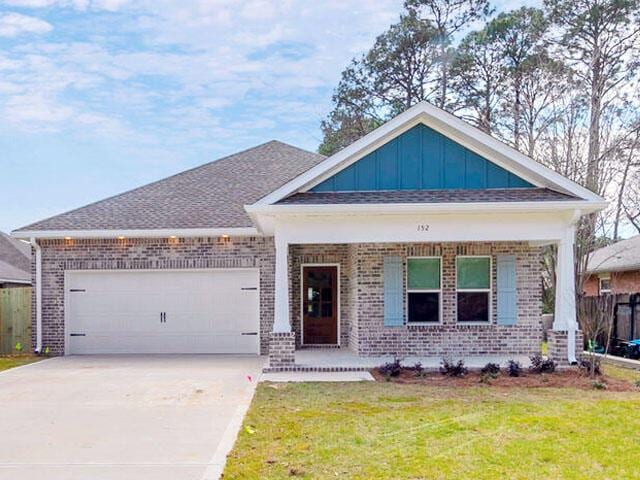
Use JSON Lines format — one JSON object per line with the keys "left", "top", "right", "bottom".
{"left": 456, "top": 256, "right": 491, "bottom": 323}
{"left": 407, "top": 257, "right": 441, "bottom": 323}
{"left": 599, "top": 276, "right": 611, "bottom": 294}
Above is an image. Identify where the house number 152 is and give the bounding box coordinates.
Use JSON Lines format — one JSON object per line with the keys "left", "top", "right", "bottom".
{"left": 417, "top": 224, "right": 430, "bottom": 232}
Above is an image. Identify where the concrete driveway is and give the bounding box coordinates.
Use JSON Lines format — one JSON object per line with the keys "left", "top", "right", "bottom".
{"left": 0, "top": 355, "right": 264, "bottom": 480}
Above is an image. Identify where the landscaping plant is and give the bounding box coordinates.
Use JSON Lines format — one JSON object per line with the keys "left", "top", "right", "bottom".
{"left": 579, "top": 358, "right": 602, "bottom": 376}
{"left": 439, "top": 358, "right": 467, "bottom": 377}
{"left": 529, "top": 354, "right": 556, "bottom": 374}
{"left": 378, "top": 358, "right": 402, "bottom": 379}
{"left": 507, "top": 360, "right": 523, "bottom": 377}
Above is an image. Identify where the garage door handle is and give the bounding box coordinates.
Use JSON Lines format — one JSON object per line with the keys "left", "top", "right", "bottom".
{"left": 241, "top": 332, "right": 258, "bottom": 336}
{"left": 70, "top": 333, "right": 86, "bottom": 337}
{"left": 241, "top": 287, "right": 257, "bottom": 291}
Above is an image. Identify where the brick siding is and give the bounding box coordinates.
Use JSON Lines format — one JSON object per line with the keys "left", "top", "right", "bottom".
{"left": 33, "top": 236, "right": 274, "bottom": 355}
{"left": 34, "top": 237, "right": 544, "bottom": 360}
{"left": 548, "top": 330, "right": 584, "bottom": 365}
{"left": 584, "top": 270, "right": 640, "bottom": 296}
{"left": 290, "top": 242, "right": 543, "bottom": 358}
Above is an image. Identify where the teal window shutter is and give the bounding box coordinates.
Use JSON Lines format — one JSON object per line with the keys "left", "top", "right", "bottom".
{"left": 384, "top": 256, "right": 404, "bottom": 327}
{"left": 497, "top": 255, "right": 517, "bottom": 325}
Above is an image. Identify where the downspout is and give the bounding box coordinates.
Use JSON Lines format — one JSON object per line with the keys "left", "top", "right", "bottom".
{"left": 31, "top": 237, "right": 43, "bottom": 354}
{"left": 567, "top": 322, "right": 577, "bottom": 364}
{"left": 566, "top": 210, "right": 582, "bottom": 365}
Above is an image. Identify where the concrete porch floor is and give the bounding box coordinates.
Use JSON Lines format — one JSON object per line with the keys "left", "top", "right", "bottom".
{"left": 294, "top": 348, "right": 532, "bottom": 371}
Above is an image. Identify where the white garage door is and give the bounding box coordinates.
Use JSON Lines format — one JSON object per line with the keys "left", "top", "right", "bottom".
{"left": 66, "top": 269, "right": 260, "bottom": 354}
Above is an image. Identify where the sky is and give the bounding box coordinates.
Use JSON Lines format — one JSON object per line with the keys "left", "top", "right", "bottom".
{"left": 2, "top": 0, "right": 538, "bottom": 233}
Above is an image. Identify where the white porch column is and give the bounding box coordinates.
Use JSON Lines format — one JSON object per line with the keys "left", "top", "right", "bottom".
{"left": 273, "top": 237, "right": 291, "bottom": 333}
{"left": 553, "top": 225, "right": 578, "bottom": 363}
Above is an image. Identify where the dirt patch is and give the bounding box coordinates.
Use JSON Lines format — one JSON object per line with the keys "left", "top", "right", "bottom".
{"left": 371, "top": 368, "right": 638, "bottom": 392}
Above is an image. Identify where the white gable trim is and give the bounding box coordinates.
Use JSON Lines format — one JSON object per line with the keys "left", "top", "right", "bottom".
{"left": 256, "top": 102, "right": 604, "bottom": 205}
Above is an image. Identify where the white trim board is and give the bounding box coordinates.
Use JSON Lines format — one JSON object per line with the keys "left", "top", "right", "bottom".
{"left": 255, "top": 102, "right": 605, "bottom": 206}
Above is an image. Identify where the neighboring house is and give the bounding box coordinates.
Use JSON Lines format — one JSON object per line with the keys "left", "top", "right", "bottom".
{"left": 12, "top": 102, "right": 606, "bottom": 366}
{"left": 0, "top": 232, "right": 31, "bottom": 288}
{"left": 584, "top": 235, "right": 640, "bottom": 296}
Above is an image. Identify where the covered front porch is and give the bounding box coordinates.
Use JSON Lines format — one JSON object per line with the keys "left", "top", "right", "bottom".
{"left": 261, "top": 209, "right": 583, "bottom": 372}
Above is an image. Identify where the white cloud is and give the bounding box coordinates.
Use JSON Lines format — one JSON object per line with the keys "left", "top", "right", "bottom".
{"left": 0, "top": 12, "right": 52, "bottom": 37}
{"left": 2, "top": 0, "right": 129, "bottom": 10}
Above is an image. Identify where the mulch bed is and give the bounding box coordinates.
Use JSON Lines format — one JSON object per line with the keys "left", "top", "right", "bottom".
{"left": 371, "top": 368, "right": 638, "bottom": 392}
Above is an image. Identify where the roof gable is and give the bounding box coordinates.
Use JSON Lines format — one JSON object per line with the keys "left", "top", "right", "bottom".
{"left": 256, "top": 102, "right": 605, "bottom": 206}
{"left": 311, "top": 124, "right": 532, "bottom": 192}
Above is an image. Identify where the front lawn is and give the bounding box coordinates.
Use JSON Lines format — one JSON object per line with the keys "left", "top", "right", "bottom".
{"left": 225, "top": 378, "right": 640, "bottom": 479}
{"left": 0, "top": 355, "right": 41, "bottom": 372}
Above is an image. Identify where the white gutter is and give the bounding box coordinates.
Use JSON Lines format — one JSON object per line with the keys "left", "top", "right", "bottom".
{"left": 31, "top": 237, "right": 43, "bottom": 354}
{"left": 12, "top": 227, "right": 260, "bottom": 240}
{"left": 0, "top": 278, "right": 31, "bottom": 284}
{"left": 246, "top": 200, "right": 608, "bottom": 216}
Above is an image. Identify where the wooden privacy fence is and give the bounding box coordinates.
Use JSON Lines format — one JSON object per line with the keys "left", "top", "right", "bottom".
{"left": 0, "top": 287, "right": 32, "bottom": 354}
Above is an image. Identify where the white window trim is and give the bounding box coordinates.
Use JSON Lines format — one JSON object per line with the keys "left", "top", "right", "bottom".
{"left": 406, "top": 256, "right": 443, "bottom": 325}
{"left": 455, "top": 255, "right": 492, "bottom": 324}
{"left": 598, "top": 274, "right": 612, "bottom": 294}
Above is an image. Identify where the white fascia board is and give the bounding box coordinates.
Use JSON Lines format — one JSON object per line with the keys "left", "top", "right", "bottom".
{"left": 11, "top": 227, "right": 260, "bottom": 240}
{"left": 246, "top": 200, "right": 607, "bottom": 217}
{"left": 255, "top": 101, "right": 604, "bottom": 205}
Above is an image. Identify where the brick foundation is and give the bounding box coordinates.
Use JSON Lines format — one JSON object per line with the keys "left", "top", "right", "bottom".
{"left": 548, "top": 330, "right": 584, "bottom": 365}
{"left": 268, "top": 332, "right": 295, "bottom": 368}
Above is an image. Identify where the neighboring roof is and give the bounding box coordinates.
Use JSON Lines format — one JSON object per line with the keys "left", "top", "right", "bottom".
{"left": 278, "top": 188, "right": 578, "bottom": 205}
{"left": 0, "top": 232, "right": 31, "bottom": 284}
{"left": 14, "top": 141, "right": 325, "bottom": 233}
{"left": 256, "top": 101, "right": 606, "bottom": 208}
{"left": 587, "top": 235, "right": 640, "bottom": 274}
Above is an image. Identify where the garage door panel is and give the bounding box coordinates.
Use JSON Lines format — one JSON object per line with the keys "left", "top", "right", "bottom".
{"left": 67, "top": 270, "right": 260, "bottom": 354}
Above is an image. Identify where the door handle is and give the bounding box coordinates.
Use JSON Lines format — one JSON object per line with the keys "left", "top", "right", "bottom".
{"left": 160, "top": 312, "right": 166, "bottom": 323}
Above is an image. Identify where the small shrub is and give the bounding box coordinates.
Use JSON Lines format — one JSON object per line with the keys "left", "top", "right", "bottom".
{"left": 481, "top": 362, "right": 501, "bottom": 377}
{"left": 14, "top": 342, "right": 22, "bottom": 353}
{"left": 578, "top": 357, "right": 602, "bottom": 376}
{"left": 507, "top": 360, "right": 523, "bottom": 377}
{"left": 440, "top": 358, "right": 467, "bottom": 377}
{"left": 634, "top": 380, "right": 640, "bottom": 389}
{"left": 529, "top": 354, "right": 556, "bottom": 374}
{"left": 591, "top": 380, "right": 607, "bottom": 390}
{"left": 379, "top": 358, "right": 402, "bottom": 379}
{"left": 411, "top": 362, "right": 426, "bottom": 378}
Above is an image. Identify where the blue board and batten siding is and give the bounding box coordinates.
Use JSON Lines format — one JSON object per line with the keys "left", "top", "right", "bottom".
{"left": 312, "top": 124, "right": 533, "bottom": 192}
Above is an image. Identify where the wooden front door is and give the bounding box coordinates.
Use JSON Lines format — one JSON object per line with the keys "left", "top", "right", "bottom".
{"left": 302, "top": 266, "right": 338, "bottom": 345}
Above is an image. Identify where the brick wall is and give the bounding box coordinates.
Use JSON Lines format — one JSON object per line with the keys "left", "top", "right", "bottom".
{"left": 548, "top": 330, "right": 584, "bottom": 365}
{"left": 33, "top": 236, "right": 275, "bottom": 355}
{"left": 268, "top": 332, "right": 295, "bottom": 367}
{"left": 584, "top": 271, "right": 640, "bottom": 296}
{"left": 350, "top": 242, "right": 543, "bottom": 357}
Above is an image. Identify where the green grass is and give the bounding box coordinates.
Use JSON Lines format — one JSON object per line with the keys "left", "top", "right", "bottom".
{"left": 0, "top": 355, "right": 41, "bottom": 372}
{"left": 604, "top": 363, "right": 640, "bottom": 383}
{"left": 225, "top": 381, "right": 640, "bottom": 479}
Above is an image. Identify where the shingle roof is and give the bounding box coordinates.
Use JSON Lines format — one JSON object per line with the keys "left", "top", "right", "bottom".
{"left": 277, "top": 188, "right": 578, "bottom": 205}
{"left": 0, "top": 232, "right": 31, "bottom": 284}
{"left": 587, "top": 235, "right": 640, "bottom": 274}
{"left": 16, "top": 141, "right": 325, "bottom": 232}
